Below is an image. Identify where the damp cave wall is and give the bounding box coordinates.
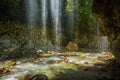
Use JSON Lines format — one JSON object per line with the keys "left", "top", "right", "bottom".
{"left": 92, "top": 0, "right": 120, "bottom": 62}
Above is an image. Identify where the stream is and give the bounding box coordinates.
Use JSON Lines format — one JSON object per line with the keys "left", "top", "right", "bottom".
{"left": 0, "top": 52, "right": 113, "bottom": 80}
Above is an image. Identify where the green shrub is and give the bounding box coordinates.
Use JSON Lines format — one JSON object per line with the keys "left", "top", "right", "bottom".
{"left": 66, "top": 42, "right": 78, "bottom": 51}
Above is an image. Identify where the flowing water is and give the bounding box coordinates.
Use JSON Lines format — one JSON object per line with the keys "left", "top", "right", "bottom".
{"left": 0, "top": 52, "right": 113, "bottom": 80}
{"left": 95, "top": 21, "right": 110, "bottom": 52}
{"left": 25, "top": 0, "right": 110, "bottom": 51}
{"left": 25, "top": 0, "right": 63, "bottom": 49}
{"left": 67, "top": 0, "right": 75, "bottom": 40}
{"left": 99, "top": 36, "right": 110, "bottom": 52}
{"left": 96, "top": 21, "right": 100, "bottom": 36}
{"left": 41, "top": 0, "right": 48, "bottom": 37}
{"left": 26, "top": 0, "right": 38, "bottom": 26}
{"left": 50, "top": 0, "right": 62, "bottom": 49}
{"left": 25, "top": 0, "right": 39, "bottom": 48}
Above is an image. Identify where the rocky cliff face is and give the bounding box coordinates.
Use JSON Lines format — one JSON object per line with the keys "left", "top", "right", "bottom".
{"left": 92, "top": 0, "right": 120, "bottom": 62}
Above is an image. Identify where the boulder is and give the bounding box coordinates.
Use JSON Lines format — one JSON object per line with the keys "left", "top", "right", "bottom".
{"left": 28, "top": 74, "right": 49, "bottom": 80}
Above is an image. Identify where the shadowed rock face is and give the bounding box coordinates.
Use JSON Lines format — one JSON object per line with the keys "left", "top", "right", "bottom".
{"left": 92, "top": 0, "right": 120, "bottom": 62}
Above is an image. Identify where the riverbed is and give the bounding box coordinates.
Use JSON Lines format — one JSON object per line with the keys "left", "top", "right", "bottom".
{"left": 0, "top": 52, "right": 114, "bottom": 80}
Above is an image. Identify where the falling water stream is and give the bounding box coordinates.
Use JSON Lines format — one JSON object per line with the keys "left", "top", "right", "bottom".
{"left": 25, "top": 0, "right": 38, "bottom": 48}
{"left": 26, "top": 0, "right": 38, "bottom": 26}
{"left": 25, "top": 0, "right": 110, "bottom": 51}
{"left": 99, "top": 36, "right": 110, "bottom": 52}
{"left": 26, "top": 0, "right": 63, "bottom": 49}
{"left": 67, "top": 0, "right": 75, "bottom": 40}
{"left": 41, "top": 0, "right": 48, "bottom": 37}
{"left": 50, "top": 0, "right": 62, "bottom": 49}
{"left": 95, "top": 21, "right": 110, "bottom": 52}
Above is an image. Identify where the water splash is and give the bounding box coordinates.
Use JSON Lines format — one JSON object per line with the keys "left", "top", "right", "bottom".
{"left": 50, "top": 0, "right": 62, "bottom": 49}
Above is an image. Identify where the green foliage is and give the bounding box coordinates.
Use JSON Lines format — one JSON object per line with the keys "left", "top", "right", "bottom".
{"left": 63, "top": 0, "right": 97, "bottom": 49}
{"left": 73, "top": 0, "right": 95, "bottom": 49}
{"left": 75, "top": 0, "right": 94, "bottom": 20}
{"left": 0, "top": 21, "right": 29, "bottom": 45}
{"left": 66, "top": 42, "right": 78, "bottom": 51}
{"left": 66, "top": 0, "right": 74, "bottom": 12}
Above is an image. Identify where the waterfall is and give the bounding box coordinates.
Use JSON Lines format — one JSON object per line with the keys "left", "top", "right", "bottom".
{"left": 67, "top": 0, "right": 75, "bottom": 40}
{"left": 41, "top": 0, "right": 48, "bottom": 36}
{"left": 95, "top": 21, "right": 110, "bottom": 52}
{"left": 25, "top": 0, "right": 76, "bottom": 50}
{"left": 50, "top": 0, "right": 62, "bottom": 49}
{"left": 25, "top": 0, "right": 38, "bottom": 48}
{"left": 96, "top": 22, "right": 100, "bottom": 36}
{"left": 99, "top": 36, "right": 110, "bottom": 52}
{"left": 25, "top": 0, "right": 63, "bottom": 50}
{"left": 26, "top": 0, "right": 38, "bottom": 26}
